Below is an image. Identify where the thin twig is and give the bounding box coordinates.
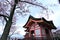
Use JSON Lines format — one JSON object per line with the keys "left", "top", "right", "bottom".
{"left": 20, "top": 1, "right": 47, "bottom": 10}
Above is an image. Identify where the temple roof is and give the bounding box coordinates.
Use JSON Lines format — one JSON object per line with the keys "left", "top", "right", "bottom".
{"left": 23, "top": 15, "right": 57, "bottom": 29}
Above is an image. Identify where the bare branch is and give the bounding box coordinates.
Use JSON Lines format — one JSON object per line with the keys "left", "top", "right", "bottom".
{"left": 6, "top": 0, "right": 13, "bottom": 6}
{"left": 6, "top": 0, "right": 11, "bottom": 4}
{"left": 0, "top": 14, "right": 9, "bottom": 18}
{"left": 20, "top": 1, "right": 47, "bottom": 10}
{"left": 5, "top": 13, "right": 9, "bottom": 16}
{"left": 4, "top": 17, "right": 8, "bottom": 22}
{"left": 0, "top": 14, "right": 9, "bottom": 22}
{"left": 6, "top": 0, "right": 10, "bottom": 3}
{"left": 9, "top": 29, "right": 16, "bottom": 37}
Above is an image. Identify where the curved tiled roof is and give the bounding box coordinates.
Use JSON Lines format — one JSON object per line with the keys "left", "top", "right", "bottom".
{"left": 23, "top": 15, "right": 57, "bottom": 29}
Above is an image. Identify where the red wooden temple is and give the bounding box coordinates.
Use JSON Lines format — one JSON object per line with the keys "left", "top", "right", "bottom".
{"left": 23, "top": 15, "right": 56, "bottom": 40}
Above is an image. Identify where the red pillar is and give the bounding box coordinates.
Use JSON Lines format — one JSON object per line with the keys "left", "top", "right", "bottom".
{"left": 40, "top": 26, "right": 43, "bottom": 40}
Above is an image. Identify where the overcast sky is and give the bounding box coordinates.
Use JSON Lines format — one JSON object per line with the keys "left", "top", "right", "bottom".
{"left": 0, "top": 0, "right": 60, "bottom": 38}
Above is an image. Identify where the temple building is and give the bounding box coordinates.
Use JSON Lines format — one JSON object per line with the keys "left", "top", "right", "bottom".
{"left": 23, "top": 15, "right": 56, "bottom": 40}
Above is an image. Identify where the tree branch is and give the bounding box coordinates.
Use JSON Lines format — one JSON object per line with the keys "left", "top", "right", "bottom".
{"left": 0, "top": 14, "right": 9, "bottom": 22}
{"left": 4, "top": 17, "right": 8, "bottom": 22}
{"left": 0, "top": 14, "right": 9, "bottom": 18}
{"left": 6, "top": 0, "right": 11, "bottom": 4}
{"left": 20, "top": 1, "right": 47, "bottom": 10}
{"left": 5, "top": 13, "right": 9, "bottom": 16}
{"left": 59, "top": 0, "right": 60, "bottom": 4}
{"left": 6, "top": 0, "right": 13, "bottom": 6}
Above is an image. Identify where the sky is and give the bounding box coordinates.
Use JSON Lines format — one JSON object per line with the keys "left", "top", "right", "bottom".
{"left": 0, "top": 0, "right": 60, "bottom": 39}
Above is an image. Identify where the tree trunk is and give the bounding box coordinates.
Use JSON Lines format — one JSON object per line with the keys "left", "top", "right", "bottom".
{"left": 7, "top": 36, "right": 10, "bottom": 40}
{"left": 0, "top": 0, "right": 17, "bottom": 40}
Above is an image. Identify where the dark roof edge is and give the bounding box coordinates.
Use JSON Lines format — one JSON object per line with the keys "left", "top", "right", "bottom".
{"left": 23, "top": 15, "right": 31, "bottom": 28}
{"left": 23, "top": 15, "right": 57, "bottom": 29}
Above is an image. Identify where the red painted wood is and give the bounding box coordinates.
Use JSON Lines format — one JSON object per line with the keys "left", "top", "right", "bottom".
{"left": 40, "top": 26, "right": 43, "bottom": 40}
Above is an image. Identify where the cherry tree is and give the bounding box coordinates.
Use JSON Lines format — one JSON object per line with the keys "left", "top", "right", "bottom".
{"left": 0, "top": 0, "right": 48, "bottom": 40}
